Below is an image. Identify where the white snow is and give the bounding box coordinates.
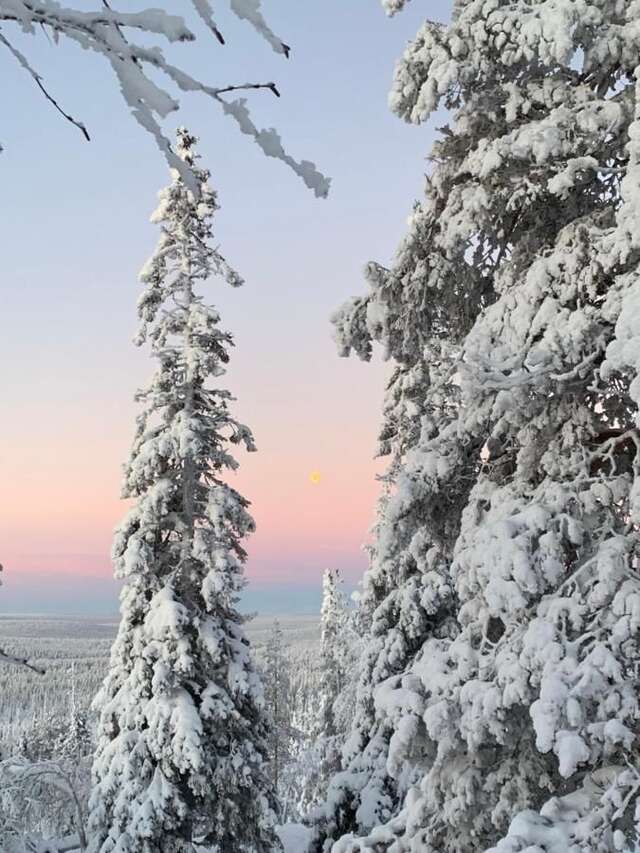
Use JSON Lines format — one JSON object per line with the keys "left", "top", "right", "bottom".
{"left": 277, "top": 822, "right": 313, "bottom": 853}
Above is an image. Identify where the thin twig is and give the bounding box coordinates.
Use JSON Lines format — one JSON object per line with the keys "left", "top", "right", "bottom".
{"left": 0, "top": 646, "right": 45, "bottom": 675}
{"left": 215, "top": 81, "right": 281, "bottom": 98}
{"left": 188, "top": 0, "right": 226, "bottom": 45}
{"left": 32, "top": 74, "right": 91, "bottom": 141}
{"left": 0, "top": 29, "right": 90, "bottom": 141}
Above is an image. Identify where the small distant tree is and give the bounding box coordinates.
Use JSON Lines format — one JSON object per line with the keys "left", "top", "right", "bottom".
{"left": 56, "top": 665, "right": 92, "bottom": 766}
{"left": 263, "top": 620, "right": 295, "bottom": 806}
{"left": 278, "top": 647, "right": 324, "bottom": 823}
{"left": 294, "top": 571, "right": 360, "bottom": 819}
{"left": 16, "top": 708, "right": 64, "bottom": 764}
{"left": 56, "top": 709, "right": 91, "bottom": 768}
{"left": 318, "top": 569, "right": 349, "bottom": 743}
{"left": 88, "top": 129, "right": 281, "bottom": 853}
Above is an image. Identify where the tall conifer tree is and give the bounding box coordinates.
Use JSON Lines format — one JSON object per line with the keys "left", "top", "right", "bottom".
{"left": 313, "top": 141, "right": 482, "bottom": 853}
{"left": 320, "top": 2, "right": 640, "bottom": 851}
{"left": 88, "top": 129, "right": 281, "bottom": 853}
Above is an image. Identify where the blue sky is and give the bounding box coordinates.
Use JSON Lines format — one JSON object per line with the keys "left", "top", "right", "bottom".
{"left": 0, "top": 0, "right": 451, "bottom": 615}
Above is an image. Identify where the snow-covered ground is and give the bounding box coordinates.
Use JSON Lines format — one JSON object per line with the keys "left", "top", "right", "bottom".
{"left": 0, "top": 614, "right": 319, "bottom": 748}
{"left": 0, "top": 613, "right": 319, "bottom": 644}
{"left": 277, "top": 823, "right": 313, "bottom": 853}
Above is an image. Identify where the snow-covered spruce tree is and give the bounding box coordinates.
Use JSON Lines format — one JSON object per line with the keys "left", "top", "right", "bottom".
{"left": 326, "top": 2, "right": 640, "bottom": 852}
{"left": 319, "top": 569, "right": 350, "bottom": 749}
{"left": 263, "top": 620, "right": 295, "bottom": 806}
{"left": 281, "top": 645, "right": 327, "bottom": 822}
{"left": 88, "top": 129, "right": 280, "bottom": 853}
{"left": 0, "top": 2, "right": 329, "bottom": 197}
{"left": 311, "top": 106, "right": 493, "bottom": 849}
{"left": 57, "top": 665, "right": 93, "bottom": 772}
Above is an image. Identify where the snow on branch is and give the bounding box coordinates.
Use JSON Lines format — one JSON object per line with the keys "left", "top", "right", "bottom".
{"left": 0, "top": 645, "right": 45, "bottom": 675}
{"left": 192, "top": 0, "right": 291, "bottom": 55}
{"left": 0, "top": 759, "right": 86, "bottom": 850}
{"left": 381, "top": 0, "right": 413, "bottom": 16}
{"left": 228, "top": 0, "right": 290, "bottom": 57}
{"left": 189, "top": 0, "right": 225, "bottom": 45}
{"left": 0, "top": 1, "right": 329, "bottom": 196}
{"left": 220, "top": 97, "right": 331, "bottom": 197}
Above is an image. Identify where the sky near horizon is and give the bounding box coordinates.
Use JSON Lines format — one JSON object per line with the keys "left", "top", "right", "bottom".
{"left": 0, "top": 0, "right": 450, "bottom": 616}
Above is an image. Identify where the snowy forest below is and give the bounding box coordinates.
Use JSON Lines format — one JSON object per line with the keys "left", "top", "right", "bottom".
{"left": 5, "top": 0, "right": 640, "bottom": 852}
{"left": 0, "top": 610, "right": 343, "bottom": 852}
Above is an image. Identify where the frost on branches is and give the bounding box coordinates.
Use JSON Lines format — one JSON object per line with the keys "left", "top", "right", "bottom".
{"left": 313, "top": 174, "right": 482, "bottom": 846}
{"left": 263, "top": 619, "right": 296, "bottom": 808}
{"left": 318, "top": 1, "right": 640, "bottom": 851}
{"left": 88, "top": 129, "right": 281, "bottom": 853}
{"left": 0, "top": 1, "right": 329, "bottom": 197}
{"left": 318, "top": 570, "right": 352, "bottom": 749}
{"left": 301, "top": 570, "right": 358, "bottom": 813}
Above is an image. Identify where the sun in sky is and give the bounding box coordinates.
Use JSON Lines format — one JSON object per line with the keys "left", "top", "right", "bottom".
{"left": 309, "top": 470, "right": 322, "bottom": 485}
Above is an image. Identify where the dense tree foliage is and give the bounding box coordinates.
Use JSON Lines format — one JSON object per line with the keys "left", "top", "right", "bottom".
{"left": 89, "top": 130, "right": 281, "bottom": 853}
{"left": 317, "top": 1, "right": 640, "bottom": 851}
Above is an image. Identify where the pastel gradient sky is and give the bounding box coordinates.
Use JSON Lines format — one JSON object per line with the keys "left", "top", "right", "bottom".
{"left": 0, "top": 0, "right": 449, "bottom": 615}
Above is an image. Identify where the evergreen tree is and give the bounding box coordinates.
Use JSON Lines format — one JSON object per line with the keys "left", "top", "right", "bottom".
{"left": 56, "top": 664, "right": 92, "bottom": 766}
{"left": 283, "top": 647, "right": 326, "bottom": 822}
{"left": 306, "top": 571, "right": 359, "bottom": 811}
{"left": 263, "top": 620, "right": 294, "bottom": 806}
{"left": 324, "top": 2, "right": 640, "bottom": 852}
{"left": 56, "top": 708, "right": 91, "bottom": 767}
{"left": 318, "top": 569, "right": 350, "bottom": 746}
{"left": 313, "top": 160, "right": 481, "bottom": 849}
{"left": 88, "top": 128, "right": 281, "bottom": 853}
{"left": 17, "top": 707, "right": 65, "bottom": 764}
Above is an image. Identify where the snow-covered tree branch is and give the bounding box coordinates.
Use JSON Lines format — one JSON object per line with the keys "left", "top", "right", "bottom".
{"left": 0, "top": 646, "right": 45, "bottom": 676}
{"left": 0, "top": 1, "right": 330, "bottom": 196}
{"left": 0, "top": 758, "right": 87, "bottom": 852}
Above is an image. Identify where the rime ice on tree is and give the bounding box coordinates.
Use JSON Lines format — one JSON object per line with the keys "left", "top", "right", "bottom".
{"left": 312, "top": 195, "right": 471, "bottom": 851}
{"left": 263, "top": 620, "right": 295, "bottom": 808}
{"left": 317, "top": 1, "right": 640, "bottom": 851}
{"left": 0, "top": 2, "right": 329, "bottom": 197}
{"left": 312, "top": 570, "right": 359, "bottom": 801}
{"left": 318, "top": 569, "right": 350, "bottom": 747}
{"left": 88, "top": 129, "right": 281, "bottom": 853}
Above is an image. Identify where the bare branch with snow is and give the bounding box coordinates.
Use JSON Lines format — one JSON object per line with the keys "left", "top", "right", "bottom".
{"left": 0, "top": 1, "right": 329, "bottom": 196}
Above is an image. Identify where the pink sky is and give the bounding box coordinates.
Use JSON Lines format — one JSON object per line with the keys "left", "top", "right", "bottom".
{"left": 0, "top": 0, "right": 439, "bottom": 614}
{"left": 0, "top": 366, "right": 386, "bottom": 604}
